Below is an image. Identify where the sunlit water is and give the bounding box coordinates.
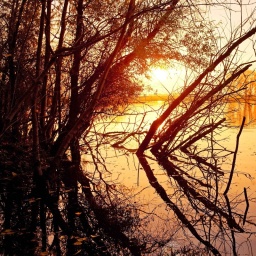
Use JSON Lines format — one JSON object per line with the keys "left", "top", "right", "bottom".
{"left": 84, "top": 99, "right": 256, "bottom": 255}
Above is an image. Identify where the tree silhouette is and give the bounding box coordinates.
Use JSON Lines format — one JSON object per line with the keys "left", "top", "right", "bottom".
{"left": 0, "top": 0, "right": 256, "bottom": 255}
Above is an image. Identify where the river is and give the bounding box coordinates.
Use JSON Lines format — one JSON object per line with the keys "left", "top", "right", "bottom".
{"left": 84, "top": 99, "right": 256, "bottom": 255}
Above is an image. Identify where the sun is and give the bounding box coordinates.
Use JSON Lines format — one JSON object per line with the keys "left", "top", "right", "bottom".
{"left": 147, "top": 66, "right": 184, "bottom": 94}
{"left": 142, "top": 63, "right": 187, "bottom": 96}
{"left": 150, "top": 67, "right": 169, "bottom": 83}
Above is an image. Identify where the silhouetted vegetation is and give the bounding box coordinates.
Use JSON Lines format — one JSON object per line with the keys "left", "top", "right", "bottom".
{"left": 1, "top": 0, "right": 256, "bottom": 255}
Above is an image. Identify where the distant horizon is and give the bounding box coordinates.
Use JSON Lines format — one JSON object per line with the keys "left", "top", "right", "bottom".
{"left": 136, "top": 93, "right": 169, "bottom": 102}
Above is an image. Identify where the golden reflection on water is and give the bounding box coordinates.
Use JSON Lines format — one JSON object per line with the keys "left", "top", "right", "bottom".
{"left": 88, "top": 99, "right": 256, "bottom": 253}
{"left": 92, "top": 99, "right": 256, "bottom": 191}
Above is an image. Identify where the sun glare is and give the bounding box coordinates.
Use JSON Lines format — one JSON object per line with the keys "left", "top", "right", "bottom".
{"left": 150, "top": 67, "right": 169, "bottom": 82}
{"left": 147, "top": 66, "right": 184, "bottom": 94}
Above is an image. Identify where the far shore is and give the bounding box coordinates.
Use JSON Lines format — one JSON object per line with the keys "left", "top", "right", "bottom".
{"left": 135, "top": 93, "right": 256, "bottom": 104}
{"left": 135, "top": 94, "right": 169, "bottom": 102}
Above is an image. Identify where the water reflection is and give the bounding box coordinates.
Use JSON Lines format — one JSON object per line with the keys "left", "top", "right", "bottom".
{"left": 107, "top": 99, "right": 256, "bottom": 255}
{"left": 135, "top": 99, "right": 256, "bottom": 255}
{"left": 1, "top": 99, "right": 255, "bottom": 255}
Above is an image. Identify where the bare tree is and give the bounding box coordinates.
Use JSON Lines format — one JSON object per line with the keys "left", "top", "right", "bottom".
{"left": 133, "top": 4, "right": 256, "bottom": 255}
{"left": 1, "top": 0, "right": 256, "bottom": 255}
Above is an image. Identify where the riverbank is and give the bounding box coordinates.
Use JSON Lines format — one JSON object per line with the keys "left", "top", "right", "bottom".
{"left": 136, "top": 94, "right": 169, "bottom": 102}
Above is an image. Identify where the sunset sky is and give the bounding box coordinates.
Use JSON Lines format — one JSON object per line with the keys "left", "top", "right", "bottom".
{"left": 145, "top": 1, "right": 256, "bottom": 96}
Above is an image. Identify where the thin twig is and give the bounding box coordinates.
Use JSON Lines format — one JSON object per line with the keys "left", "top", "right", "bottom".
{"left": 223, "top": 116, "right": 246, "bottom": 195}
{"left": 243, "top": 187, "right": 249, "bottom": 225}
{"left": 224, "top": 194, "right": 238, "bottom": 256}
